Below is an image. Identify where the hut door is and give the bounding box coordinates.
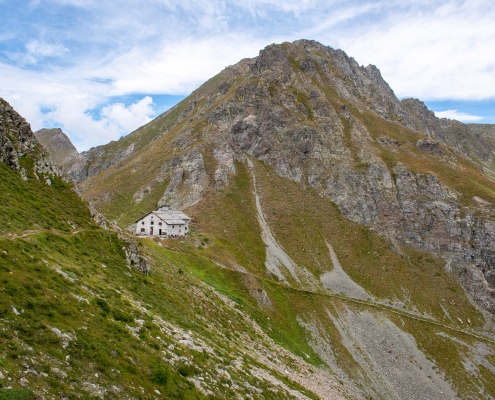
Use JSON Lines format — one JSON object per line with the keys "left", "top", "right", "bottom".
{"left": 159, "top": 229, "right": 162, "bottom": 235}
{"left": 150, "top": 227, "right": 153, "bottom": 235}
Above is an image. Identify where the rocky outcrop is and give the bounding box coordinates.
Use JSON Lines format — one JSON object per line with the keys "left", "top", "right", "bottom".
{"left": 157, "top": 148, "right": 209, "bottom": 209}
{"left": 401, "top": 98, "right": 494, "bottom": 164}
{"left": 416, "top": 139, "right": 443, "bottom": 154}
{"left": 66, "top": 142, "right": 135, "bottom": 183}
{"left": 0, "top": 97, "right": 60, "bottom": 179}
{"left": 122, "top": 238, "right": 150, "bottom": 274}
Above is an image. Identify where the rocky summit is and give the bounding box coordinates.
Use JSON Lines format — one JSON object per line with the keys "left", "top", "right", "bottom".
{"left": 2, "top": 40, "right": 495, "bottom": 399}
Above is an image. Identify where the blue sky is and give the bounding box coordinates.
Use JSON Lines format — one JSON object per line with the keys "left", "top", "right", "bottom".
{"left": 1, "top": 0, "right": 494, "bottom": 151}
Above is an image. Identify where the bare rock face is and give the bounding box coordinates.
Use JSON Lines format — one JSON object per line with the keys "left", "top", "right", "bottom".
{"left": 34, "top": 128, "right": 79, "bottom": 168}
{"left": 122, "top": 238, "right": 150, "bottom": 274}
{"left": 158, "top": 148, "right": 209, "bottom": 209}
{"left": 0, "top": 97, "right": 60, "bottom": 179}
{"left": 402, "top": 98, "right": 494, "bottom": 164}
{"left": 67, "top": 142, "right": 135, "bottom": 183}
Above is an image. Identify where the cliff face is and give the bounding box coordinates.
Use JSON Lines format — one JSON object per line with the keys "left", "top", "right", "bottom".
{"left": 65, "top": 142, "right": 136, "bottom": 183}
{"left": 0, "top": 98, "right": 60, "bottom": 181}
{"left": 401, "top": 98, "right": 494, "bottom": 164}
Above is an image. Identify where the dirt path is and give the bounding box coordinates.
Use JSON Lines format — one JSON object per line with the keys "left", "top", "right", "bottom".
{"left": 0, "top": 229, "right": 83, "bottom": 239}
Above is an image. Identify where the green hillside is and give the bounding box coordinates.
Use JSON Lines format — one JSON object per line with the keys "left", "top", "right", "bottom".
{"left": 0, "top": 149, "right": 355, "bottom": 399}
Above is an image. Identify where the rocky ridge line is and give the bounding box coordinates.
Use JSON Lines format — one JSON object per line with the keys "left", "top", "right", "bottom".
{"left": 0, "top": 97, "right": 61, "bottom": 182}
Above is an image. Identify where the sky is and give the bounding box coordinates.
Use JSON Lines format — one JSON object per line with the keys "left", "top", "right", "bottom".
{"left": 1, "top": 0, "right": 494, "bottom": 151}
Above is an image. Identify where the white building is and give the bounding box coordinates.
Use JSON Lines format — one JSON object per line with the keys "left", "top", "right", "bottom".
{"left": 135, "top": 205, "right": 190, "bottom": 237}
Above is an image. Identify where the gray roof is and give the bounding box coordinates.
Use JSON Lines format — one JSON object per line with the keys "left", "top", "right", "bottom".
{"left": 136, "top": 209, "right": 190, "bottom": 224}
{"left": 154, "top": 210, "right": 190, "bottom": 220}
{"left": 162, "top": 211, "right": 190, "bottom": 220}
{"left": 164, "top": 219, "right": 186, "bottom": 225}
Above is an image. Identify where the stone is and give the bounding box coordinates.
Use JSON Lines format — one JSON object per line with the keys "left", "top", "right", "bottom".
{"left": 122, "top": 238, "right": 150, "bottom": 274}
{"left": 24, "top": 369, "right": 38, "bottom": 376}
{"left": 416, "top": 139, "right": 443, "bottom": 154}
{"left": 179, "top": 339, "right": 195, "bottom": 348}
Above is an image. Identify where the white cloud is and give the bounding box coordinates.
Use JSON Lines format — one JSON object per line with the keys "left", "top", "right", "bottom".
{"left": 26, "top": 39, "right": 67, "bottom": 57}
{"left": 335, "top": 0, "right": 495, "bottom": 100}
{"left": 1, "top": 0, "right": 495, "bottom": 151}
{"left": 100, "top": 96, "right": 154, "bottom": 133}
{"left": 107, "top": 35, "right": 266, "bottom": 94}
{"left": 8, "top": 39, "right": 68, "bottom": 65}
{"left": 434, "top": 109, "right": 483, "bottom": 122}
{"left": 0, "top": 34, "right": 267, "bottom": 150}
{"left": 42, "top": 96, "right": 155, "bottom": 151}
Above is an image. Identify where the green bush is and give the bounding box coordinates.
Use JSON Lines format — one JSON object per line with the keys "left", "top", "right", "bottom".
{"left": 0, "top": 389, "right": 35, "bottom": 400}
{"left": 112, "top": 309, "right": 133, "bottom": 323}
{"left": 152, "top": 365, "right": 170, "bottom": 386}
{"left": 177, "top": 362, "right": 197, "bottom": 377}
{"left": 95, "top": 298, "right": 110, "bottom": 315}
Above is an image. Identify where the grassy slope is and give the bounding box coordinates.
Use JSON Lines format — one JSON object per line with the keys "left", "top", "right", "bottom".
{"left": 0, "top": 163, "right": 207, "bottom": 398}
{"left": 5, "top": 139, "right": 492, "bottom": 397}
{"left": 152, "top": 155, "right": 494, "bottom": 397}
{"left": 2, "top": 163, "right": 340, "bottom": 399}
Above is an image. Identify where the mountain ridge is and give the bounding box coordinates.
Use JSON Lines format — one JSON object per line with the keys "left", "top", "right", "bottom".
{"left": 71, "top": 39, "right": 495, "bottom": 314}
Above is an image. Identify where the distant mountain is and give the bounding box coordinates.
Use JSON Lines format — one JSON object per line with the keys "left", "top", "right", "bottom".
{"left": 8, "top": 39, "right": 495, "bottom": 398}
{"left": 34, "top": 128, "right": 79, "bottom": 170}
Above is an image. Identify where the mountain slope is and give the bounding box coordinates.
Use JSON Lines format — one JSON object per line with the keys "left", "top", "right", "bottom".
{"left": 2, "top": 98, "right": 368, "bottom": 399}
{"left": 54, "top": 40, "right": 495, "bottom": 397}
{"left": 79, "top": 40, "right": 495, "bottom": 312}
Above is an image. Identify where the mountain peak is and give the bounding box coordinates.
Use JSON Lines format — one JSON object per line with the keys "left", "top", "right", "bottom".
{"left": 34, "top": 127, "right": 79, "bottom": 168}
{"left": 3, "top": 40, "right": 495, "bottom": 399}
